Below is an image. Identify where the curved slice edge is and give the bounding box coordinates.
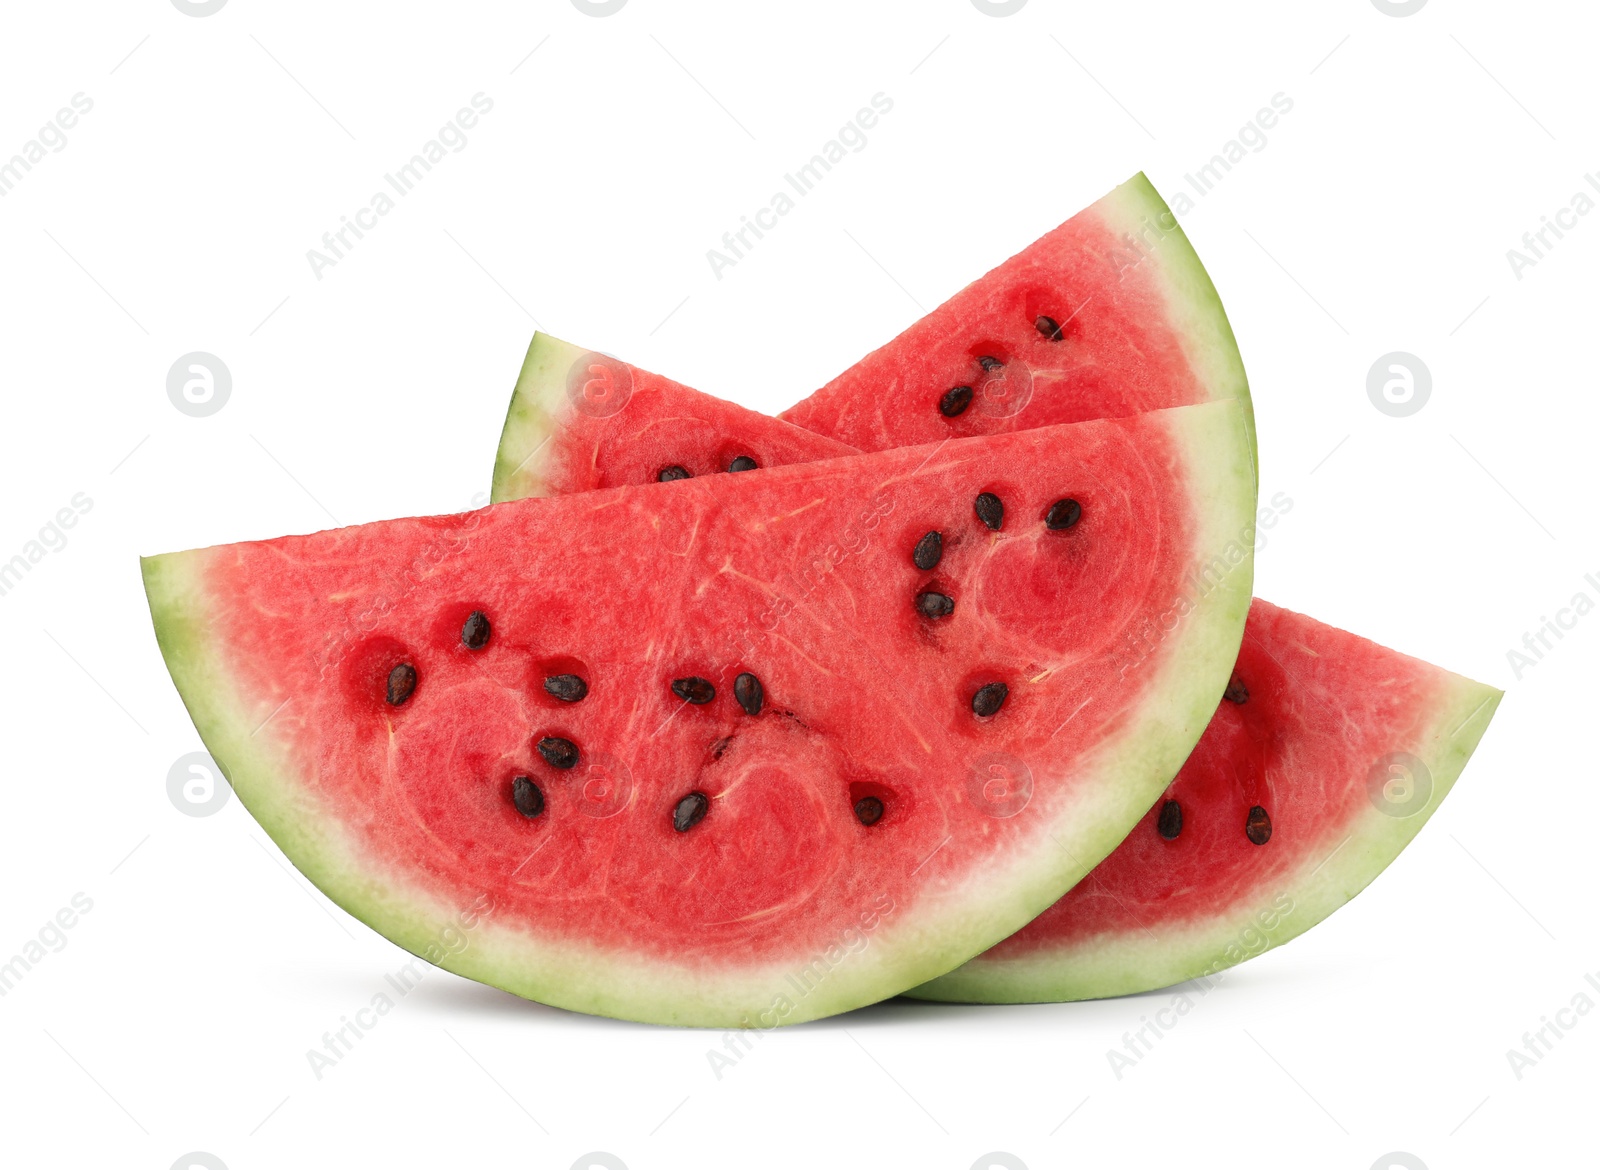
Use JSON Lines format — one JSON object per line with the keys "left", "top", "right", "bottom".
{"left": 145, "top": 401, "right": 1255, "bottom": 1028}
{"left": 908, "top": 668, "right": 1501, "bottom": 1004}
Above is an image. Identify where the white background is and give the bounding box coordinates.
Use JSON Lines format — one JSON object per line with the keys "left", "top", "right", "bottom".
{"left": 0, "top": 1, "right": 1593, "bottom": 1167}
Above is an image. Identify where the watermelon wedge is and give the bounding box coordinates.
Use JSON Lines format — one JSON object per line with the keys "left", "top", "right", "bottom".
{"left": 778, "top": 174, "right": 1252, "bottom": 458}
{"left": 144, "top": 408, "right": 1256, "bottom": 1026}
{"left": 910, "top": 599, "right": 1501, "bottom": 1002}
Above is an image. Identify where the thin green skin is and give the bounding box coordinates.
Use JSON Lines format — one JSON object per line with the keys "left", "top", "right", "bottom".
{"left": 909, "top": 677, "right": 1501, "bottom": 1003}
{"left": 144, "top": 403, "right": 1257, "bottom": 1027}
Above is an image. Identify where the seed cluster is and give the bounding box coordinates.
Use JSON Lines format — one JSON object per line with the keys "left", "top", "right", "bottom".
{"left": 378, "top": 449, "right": 1117, "bottom": 847}
{"left": 377, "top": 620, "right": 891, "bottom": 834}
{"left": 1152, "top": 676, "right": 1276, "bottom": 846}
{"left": 656, "top": 455, "right": 763, "bottom": 482}
{"left": 904, "top": 481, "right": 1089, "bottom": 725}
{"left": 934, "top": 315, "right": 1069, "bottom": 419}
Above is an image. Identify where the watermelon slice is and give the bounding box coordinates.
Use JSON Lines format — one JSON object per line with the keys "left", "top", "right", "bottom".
{"left": 910, "top": 599, "right": 1501, "bottom": 1002}
{"left": 778, "top": 174, "right": 1252, "bottom": 457}
{"left": 490, "top": 173, "right": 1251, "bottom": 506}
{"left": 144, "top": 407, "right": 1256, "bottom": 1026}
{"left": 494, "top": 334, "right": 856, "bottom": 502}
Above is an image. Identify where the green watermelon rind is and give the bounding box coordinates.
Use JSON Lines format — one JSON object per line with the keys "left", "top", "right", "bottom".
{"left": 491, "top": 331, "right": 584, "bottom": 503}
{"left": 143, "top": 401, "right": 1256, "bottom": 1028}
{"left": 908, "top": 673, "right": 1501, "bottom": 1004}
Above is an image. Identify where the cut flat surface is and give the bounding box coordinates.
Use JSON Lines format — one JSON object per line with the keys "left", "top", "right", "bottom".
{"left": 493, "top": 333, "right": 855, "bottom": 503}
{"left": 911, "top": 599, "right": 1501, "bottom": 1002}
{"left": 146, "top": 407, "right": 1255, "bottom": 1027}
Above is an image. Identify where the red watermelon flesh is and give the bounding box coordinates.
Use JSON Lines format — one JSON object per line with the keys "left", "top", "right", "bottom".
{"left": 911, "top": 599, "right": 1500, "bottom": 1002}
{"left": 145, "top": 407, "right": 1256, "bottom": 1026}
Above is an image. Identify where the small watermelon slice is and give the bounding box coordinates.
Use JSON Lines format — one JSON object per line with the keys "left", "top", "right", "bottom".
{"left": 909, "top": 599, "right": 1502, "bottom": 1002}
{"left": 145, "top": 407, "right": 1256, "bottom": 1026}
{"left": 494, "top": 333, "right": 855, "bottom": 501}
{"left": 490, "top": 173, "right": 1251, "bottom": 506}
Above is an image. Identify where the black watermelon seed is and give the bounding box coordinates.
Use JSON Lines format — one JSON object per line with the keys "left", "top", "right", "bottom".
{"left": 1157, "top": 799, "right": 1183, "bottom": 840}
{"left": 974, "top": 492, "right": 1004, "bottom": 531}
{"left": 912, "top": 530, "right": 943, "bottom": 571}
{"left": 916, "top": 591, "right": 955, "bottom": 619}
{"left": 1224, "top": 677, "right": 1249, "bottom": 704}
{"left": 544, "top": 674, "right": 588, "bottom": 703}
{"left": 511, "top": 775, "right": 545, "bottom": 818}
{"left": 673, "top": 791, "right": 710, "bottom": 832}
{"left": 385, "top": 663, "right": 417, "bottom": 706}
{"left": 1245, "top": 805, "right": 1272, "bottom": 846}
{"left": 1036, "top": 314, "right": 1065, "bottom": 341}
{"left": 977, "top": 355, "right": 1004, "bottom": 372}
{"left": 1045, "top": 499, "right": 1082, "bottom": 530}
{"left": 854, "top": 796, "right": 885, "bottom": 826}
{"left": 733, "top": 672, "right": 764, "bottom": 716}
{"left": 727, "top": 455, "right": 759, "bottom": 473}
{"left": 971, "top": 681, "right": 1009, "bottom": 718}
{"left": 939, "top": 385, "right": 974, "bottom": 417}
{"left": 536, "top": 736, "right": 579, "bottom": 770}
{"left": 461, "top": 611, "right": 491, "bottom": 650}
{"left": 659, "top": 465, "right": 692, "bottom": 482}
{"left": 672, "top": 677, "right": 716, "bottom": 705}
